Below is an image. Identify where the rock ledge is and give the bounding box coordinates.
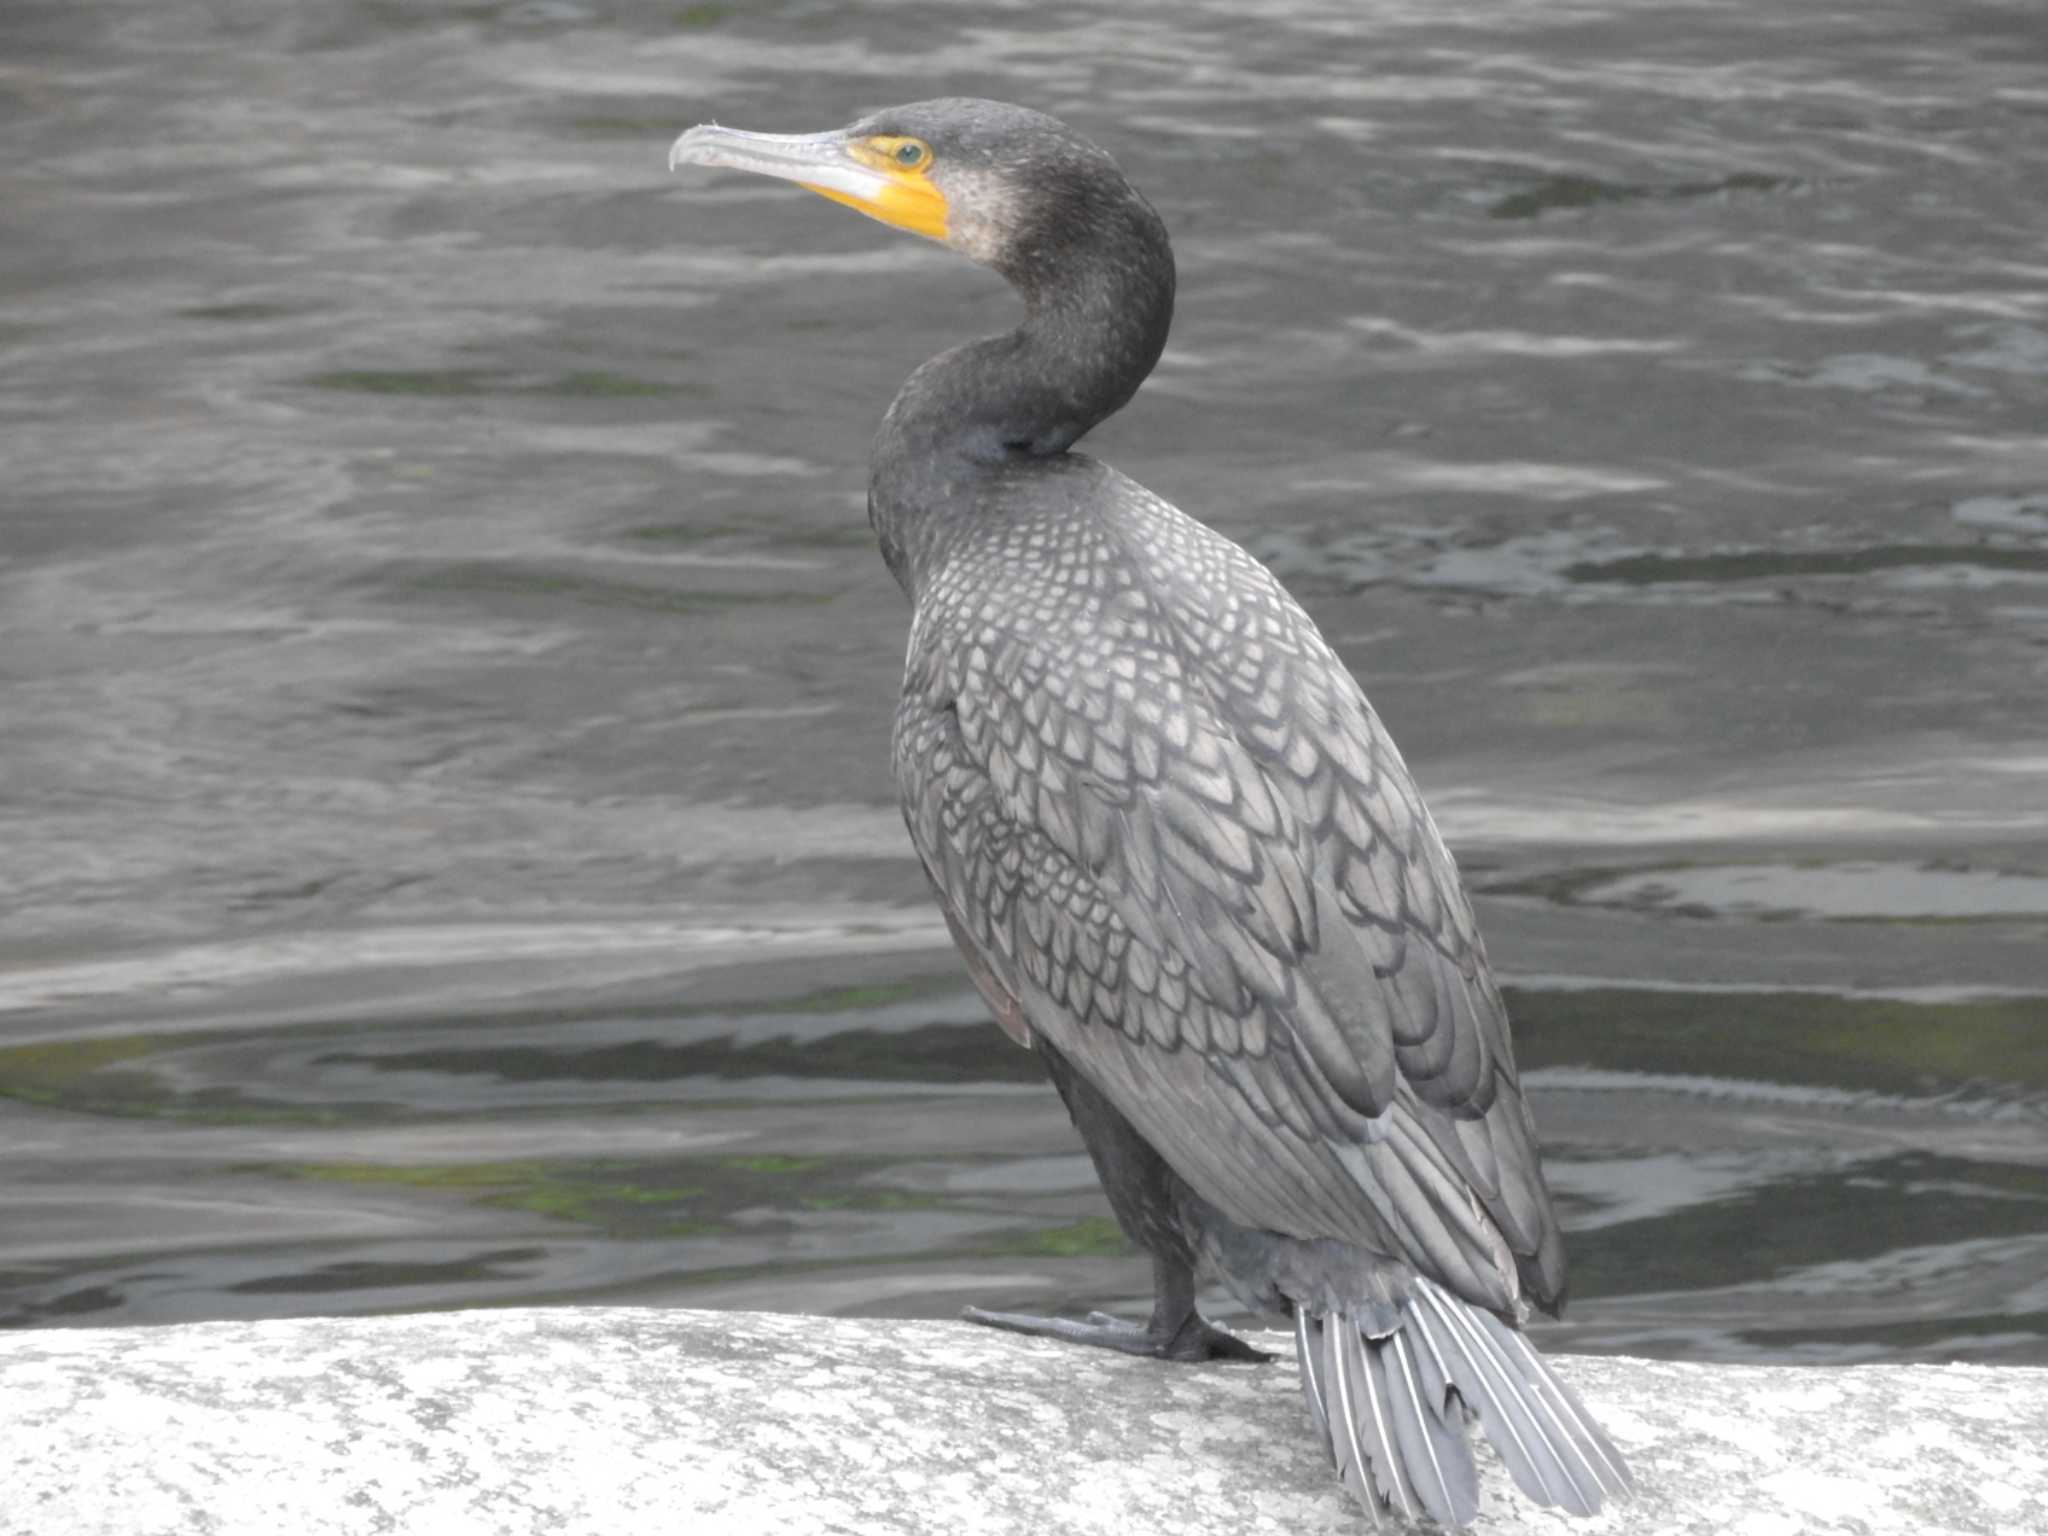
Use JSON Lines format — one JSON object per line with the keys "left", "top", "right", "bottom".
{"left": 3, "top": 1308, "right": 2044, "bottom": 1534}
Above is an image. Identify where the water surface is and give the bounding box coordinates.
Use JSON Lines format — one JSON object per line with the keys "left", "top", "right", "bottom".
{"left": 2, "top": 0, "right": 2045, "bottom": 1363}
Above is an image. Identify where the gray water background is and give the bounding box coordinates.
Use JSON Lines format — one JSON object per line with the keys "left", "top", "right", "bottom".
{"left": 2, "top": 1, "right": 2045, "bottom": 1362}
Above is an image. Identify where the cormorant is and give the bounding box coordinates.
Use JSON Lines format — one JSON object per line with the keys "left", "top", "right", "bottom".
{"left": 669, "top": 98, "right": 1632, "bottom": 1527}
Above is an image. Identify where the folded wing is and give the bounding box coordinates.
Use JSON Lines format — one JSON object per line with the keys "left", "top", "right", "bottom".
{"left": 896, "top": 469, "right": 1564, "bottom": 1313}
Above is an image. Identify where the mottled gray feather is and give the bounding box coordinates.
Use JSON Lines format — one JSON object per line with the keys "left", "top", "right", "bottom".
{"left": 893, "top": 456, "right": 1565, "bottom": 1311}
{"left": 1410, "top": 1278, "right": 1634, "bottom": 1515}
{"left": 1297, "top": 1283, "right": 1627, "bottom": 1529}
{"left": 1388, "top": 1328, "right": 1480, "bottom": 1527}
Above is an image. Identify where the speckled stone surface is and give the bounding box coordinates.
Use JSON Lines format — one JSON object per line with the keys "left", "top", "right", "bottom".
{"left": 2, "top": 1308, "right": 2043, "bottom": 1535}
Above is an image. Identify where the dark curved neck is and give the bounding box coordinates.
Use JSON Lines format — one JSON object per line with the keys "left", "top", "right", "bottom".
{"left": 869, "top": 197, "right": 1175, "bottom": 593}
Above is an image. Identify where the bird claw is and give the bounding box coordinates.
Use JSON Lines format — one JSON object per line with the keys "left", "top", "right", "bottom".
{"left": 961, "top": 1304, "right": 1275, "bottom": 1364}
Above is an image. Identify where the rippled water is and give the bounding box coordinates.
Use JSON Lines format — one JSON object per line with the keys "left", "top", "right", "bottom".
{"left": 3, "top": 2, "right": 2045, "bottom": 1362}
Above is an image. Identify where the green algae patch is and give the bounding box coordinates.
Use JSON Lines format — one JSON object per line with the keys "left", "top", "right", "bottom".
{"left": 263, "top": 1151, "right": 938, "bottom": 1240}
{"left": 546, "top": 371, "right": 697, "bottom": 399}
{"left": 714, "top": 1154, "right": 824, "bottom": 1176}
{"left": 0, "top": 1034, "right": 347, "bottom": 1125}
{"left": 781, "top": 980, "right": 939, "bottom": 1015}
{"left": 0, "top": 1035, "right": 162, "bottom": 1111}
{"left": 258, "top": 1146, "right": 985, "bottom": 1244}
{"left": 0, "top": 968, "right": 987, "bottom": 1140}
{"left": 272, "top": 1160, "right": 718, "bottom": 1237}
{"left": 1508, "top": 986, "right": 2048, "bottom": 1099}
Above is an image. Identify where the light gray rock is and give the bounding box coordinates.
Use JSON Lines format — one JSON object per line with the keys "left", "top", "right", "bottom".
{"left": 3, "top": 1308, "right": 2043, "bottom": 1535}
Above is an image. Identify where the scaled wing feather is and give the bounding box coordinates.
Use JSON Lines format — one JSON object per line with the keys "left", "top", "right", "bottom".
{"left": 893, "top": 460, "right": 1565, "bottom": 1311}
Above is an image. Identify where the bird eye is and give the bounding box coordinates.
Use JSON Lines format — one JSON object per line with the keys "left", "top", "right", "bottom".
{"left": 895, "top": 141, "right": 928, "bottom": 168}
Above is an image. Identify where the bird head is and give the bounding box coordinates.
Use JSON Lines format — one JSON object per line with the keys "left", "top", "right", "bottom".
{"left": 668, "top": 98, "right": 1152, "bottom": 287}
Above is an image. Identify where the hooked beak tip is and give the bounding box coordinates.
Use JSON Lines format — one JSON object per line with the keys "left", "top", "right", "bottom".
{"left": 666, "top": 126, "right": 708, "bottom": 173}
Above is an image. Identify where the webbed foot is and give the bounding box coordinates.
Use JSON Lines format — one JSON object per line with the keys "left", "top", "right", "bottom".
{"left": 962, "top": 1304, "right": 1275, "bottom": 1363}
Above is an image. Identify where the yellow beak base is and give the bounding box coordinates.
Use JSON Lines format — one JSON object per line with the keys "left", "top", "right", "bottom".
{"left": 801, "top": 174, "right": 949, "bottom": 243}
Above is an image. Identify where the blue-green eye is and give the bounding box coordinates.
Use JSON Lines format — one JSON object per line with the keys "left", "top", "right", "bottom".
{"left": 895, "top": 141, "right": 927, "bottom": 167}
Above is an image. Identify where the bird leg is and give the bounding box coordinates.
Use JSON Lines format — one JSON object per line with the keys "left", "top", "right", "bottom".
{"left": 962, "top": 1250, "right": 1274, "bottom": 1363}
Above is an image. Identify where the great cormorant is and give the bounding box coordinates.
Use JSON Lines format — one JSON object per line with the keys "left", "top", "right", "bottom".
{"left": 669, "top": 98, "right": 1632, "bottom": 1528}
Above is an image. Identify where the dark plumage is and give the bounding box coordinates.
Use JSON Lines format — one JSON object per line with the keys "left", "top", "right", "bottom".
{"left": 670, "top": 97, "right": 1632, "bottom": 1528}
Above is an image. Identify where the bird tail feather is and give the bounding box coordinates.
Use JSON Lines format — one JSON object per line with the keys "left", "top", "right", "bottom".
{"left": 1294, "top": 1278, "right": 1632, "bottom": 1528}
